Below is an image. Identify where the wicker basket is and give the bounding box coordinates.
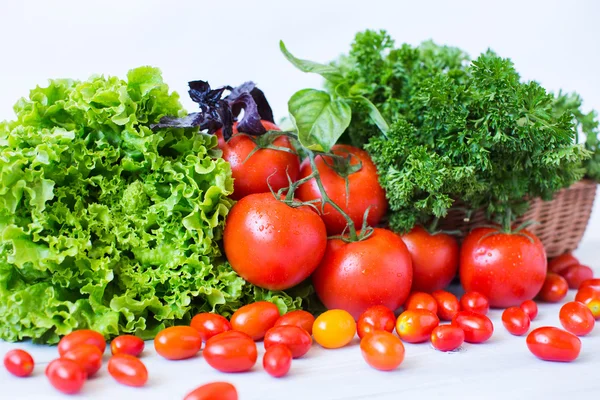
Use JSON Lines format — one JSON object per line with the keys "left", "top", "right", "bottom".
{"left": 438, "top": 179, "right": 598, "bottom": 258}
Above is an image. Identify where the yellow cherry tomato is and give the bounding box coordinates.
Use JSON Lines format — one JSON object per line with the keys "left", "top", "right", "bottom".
{"left": 312, "top": 309, "right": 356, "bottom": 349}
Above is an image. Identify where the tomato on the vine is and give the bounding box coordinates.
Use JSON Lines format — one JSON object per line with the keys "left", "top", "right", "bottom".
{"left": 230, "top": 301, "right": 281, "bottom": 341}
{"left": 45, "top": 359, "right": 86, "bottom": 394}
{"left": 191, "top": 313, "right": 232, "bottom": 342}
{"left": 275, "top": 310, "right": 315, "bottom": 335}
{"left": 526, "top": 327, "right": 581, "bottom": 362}
{"left": 575, "top": 287, "right": 600, "bottom": 319}
{"left": 430, "top": 325, "right": 464, "bottom": 352}
{"left": 520, "top": 300, "right": 538, "bottom": 321}
{"left": 203, "top": 331, "right": 258, "bottom": 373}
{"left": 62, "top": 344, "right": 103, "bottom": 377}
{"left": 154, "top": 326, "right": 202, "bottom": 360}
{"left": 396, "top": 309, "right": 439, "bottom": 343}
{"left": 537, "top": 273, "right": 568, "bottom": 303}
{"left": 357, "top": 305, "right": 396, "bottom": 339}
{"left": 460, "top": 292, "right": 489, "bottom": 315}
{"left": 451, "top": 311, "right": 494, "bottom": 344}
{"left": 561, "top": 265, "right": 594, "bottom": 289}
{"left": 501, "top": 307, "right": 530, "bottom": 336}
{"left": 431, "top": 290, "right": 460, "bottom": 321}
{"left": 184, "top": 382, "right": 238, "bottom": 400}
{"left": 58, "top": 329, "right": 106, "bottom": 357}
{"left": 263, "top": 344, "right": 292, "bottom": 378}
{"left": 548, "top": 253, "right": 579, "bottom": 274}
{"left": 264, "top": 326, "right": 312, "bottom": 358}
{"left": 312, "top": 310, "right": 356, "bottom": 349}
{"left": 405, "top": 292, "right": 438, "bottom": 314}
{"left": 4, "top": 349, "right": 34, "bottom": 377}
{"left": 360, "top": 331, "right": 405, "bottom": 371}
{"left": 108, "top": 354, "right": 148, "bottom": 387}
{"left": 559, "top": 301, "right": 595, "bottom": 336}
{"left": 111, "top": 335, "right": 145, "bottom": 357}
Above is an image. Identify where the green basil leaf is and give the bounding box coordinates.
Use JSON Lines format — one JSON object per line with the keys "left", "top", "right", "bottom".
{"left": 280, "top": 41, "right": 345, "bottom": 84}
{"left": 351, "top": 95, "right": 390, "bottom": 134}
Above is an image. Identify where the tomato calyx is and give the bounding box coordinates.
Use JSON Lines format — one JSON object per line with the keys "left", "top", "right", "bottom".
{"left": 238, "top": 130, "right": 298, "bottom": 164}
{"left": 475, "top": 219, "right": 539, "bottom": 244}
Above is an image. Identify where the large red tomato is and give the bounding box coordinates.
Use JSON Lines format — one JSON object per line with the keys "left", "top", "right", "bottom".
{"left": 216, "top": 121, "right": 299, "bottom": 200}
{"left": 296, "top": 145, "right": 387, "bottom": 235}
{"left": 460, "top": 228, "right": 546, "bottom": 308}
{"left": 312, "top": 228, "right": 413, "bottom": 319}
{"left": 224, "top": 193, "right": 327, "bottom": 290}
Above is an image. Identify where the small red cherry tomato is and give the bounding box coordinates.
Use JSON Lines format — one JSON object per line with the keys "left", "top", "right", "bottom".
{"left": 501, "top": 307, "right": 531, "bottom": 336}
{"left": 548, "top": 253, "right": 579, "bottom": 274}
{"left": 45, "top": 359, "right": 86, "bottom": 394}
{"left": 575, "top": 287, "right": 600, "bottom": 319}
{"left": 526, "top": 327, "right": 581, "bottom": 362}
{"left": 357, "top": 305, "right": 396, "bottom": 339}
{"left": 537, "top": 273, "right": 568, "bottom": 303}
{"left": 405, "top": 292, "right": 438, "bottom": 314}
{"left": 230, "top": 301, "right": 280, "bottom": 341}
{"left": 580, "top": 278, "right": 600, "bottom": 293}
{"left": 4, "top": 349, "right": 34, "bottom": 377}
{"left": 264, "top": 326, "right": 312, "bottom": 358}
{"left": 561, "top": 265, "right": 594, "bottom": 289}
{"left": 154, "top": 326, "right": 202, "bottom": 360}
{"left": 460, "top": 291, "right": 489, "bottom": 315}
{"left": 452, "top": 311, "right": 494, "bottom": 343}
{"left": 204, "top": 331, "right": 258, "bottom": 373}
{"left": 110, "top": 335, "right": 145, "bottom": 357}
{"left": 190, "top": 313, "right": 232, "bottom": 342}
{"left": 431, "top": 290, "right": 460, "bottom": 321}
{"left": 63, "top": 344, "right": 103, "bottom": 376}
{"left": 560, "top": 301, "right": 595, "bottom": 336}
{"left": 430, "top": 325, "right": 465, "bottom": 352}
{"left": 263, "top": 344, "right": 292, "bottom": 378}
{"left": 184, "top": 382, "right": 238, "bottom": 400}
{"left": 395, "top": 309, "right": 439, "bottom": 343}
{"left": 107, "top": 354, "right": 148, "bottom": 387}
{"left": 58, "top": 329, "right": 106, "bottom": 357}
{"left": 274, "top": 310, "right": 315, "bottom": 335}
{"left": 360, "top": 331, "right": 405, "bottom": 371}
{"left": 520, "top": 300, "right": 538, "bottom": 321}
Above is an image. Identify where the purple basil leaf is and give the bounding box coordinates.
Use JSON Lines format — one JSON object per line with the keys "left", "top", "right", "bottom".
{"left": 151, "top": 113, "right": 205, "bottom": 129}
{"left": 228, "top": 91, "right": 266, "bottom": 137}
{"left": 249, "top": 87, "right": 274, "bottom": 123}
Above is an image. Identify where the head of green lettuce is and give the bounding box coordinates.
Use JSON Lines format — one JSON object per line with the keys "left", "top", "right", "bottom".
{"left": 0, "top": 67, "right": 306, "bottom": 344}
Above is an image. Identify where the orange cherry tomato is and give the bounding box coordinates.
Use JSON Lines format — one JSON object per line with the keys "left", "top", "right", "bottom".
{"left": 360, "top": 331, "right": 405, "bottom": 371}
{"left": 451, "top": 311, "right": 494, "bottom": 343}
{"left": 312, "top": 310, "right": 356, "bottom": 349}
{"left": 405, "top": 292, "right": 438, "bottom": 314}
{"left": 537, "top": 273, "right": 568, "bottom": 303}
{"left": 263, "top": 344, "right": 292, "bottom": 378}
{"left": 520, "top": 300, "right": 538, "bottom": 321}
{"left": 204, "top": 331, "right": 258, "bottom": 373}
{"left": 45, "top": 359, "right": 86, "bottom": 394}
{"left": 460, "top": 291, "right": 489, "bottom": 315}
{"left": 63, "top": 344, "right": 103, "bottom": 376}
{"left": 526, "top": 327, "right": 581, "bottom": 362}
{"left": 154, "top": 326, "right": 202, "bottom": 360}
{"left": 395, "top": 309, "right": 439, "bottom": 343}
{"left": 230, "top": 301, "right": 280, "bottom": 341}
{"left": 501, "top": 307, "right": 531, "bottom": 336}
{"left": 431, "top": 290, "right": 460, "bottom": 321}
{"left": 264, "top": 326, "right": 312, "bottom": 358}
{"left": 580, "top": 278, "right": 600, "bottom": 293}
{"left": 559, "top": 301, "right": 595, "bottom": 336}
{"left": 4, "top": 349, "right": 34, "bottom": 377}
{"left": 57, "top": 329, "right": 106, "bottom": 357}
{"left": 548, "top": 253, "right": 579, "bottom": 274}
{"left": 110, "top": 335, "right": 145, "bottom": 357}
{"left": 357, "top": 305, "right": 396, "bottom": 339}
{"left": 275, "top": 310, "right": 315, "bottom": 335}
{"left": 431, "top": 325, "right": 465, "bottom": 352}
{"left": 191, "top": 313, "right": 232, "bottom": 342}
{"left": 576, "top": 286, "right": 600, "bottom": 319}
{"left": 561, "top": 265, "right": 594, "bottom": 289}
{"left": 108, "top": 354, "right": 148, "bottom": 387}
{"left": 184, "top": 382, "right": 238, "bottom": 400}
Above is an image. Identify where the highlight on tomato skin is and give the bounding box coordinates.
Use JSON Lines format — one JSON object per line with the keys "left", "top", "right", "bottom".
{"left": 526, "top": 327, "right": 581, "bottom": 362}
{"left": 3, "top": 349, "right": 34, "bottom": 378}
{"left": 451, "top": 311, "right": 494, "bottom": 344}
{"left": 110, "top": 335, "right": 145, "bottom": 357}
{"left": 190, "top": 313, "right": 233, "bottom": 343}
{"left": 57, "top": 329, "right": 107, "bottom": 357}
{"left": 230, "top": 301, "right": 281, "bottom": 341}
{"left": 357, "top": 305, "right": 396, "bottom": 339}
{"left": 460, "top": 291, "right": 490, "bottom": 315}
{"left": 360, "top": 331, "right": 405, "bottom": 371}
{"left": 501, "top": 307, "right": 531, "bottom": 336}
{"left": 405, "top": 292, "right": 438, "bottom": 314}
{"left": 579, "top": 278, "right": 600, "bottom": 293}
{"left": 396, "top": 309, "right": 440, "bottom": 343}
{"left": 431, "top": 290, "right": 460, "bottom": 321}
{"left": 559, "top": 301, "right": 595, "bottom": 336}
{"left": 203, "top": 331, "right": 258, "bottom": 373}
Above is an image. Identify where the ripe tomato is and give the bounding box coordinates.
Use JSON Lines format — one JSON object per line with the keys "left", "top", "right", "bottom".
{"left": 296, "top": 144, "right": 387, "bottom": 235}
{"left": 312, "top": 310, "right": 356, "bottom": 349}
{"left": 230, "top": 301, "right": 281, "bottom": 341}
{"left": 400, "top": 226, "right": 459, "bottom": 292}
{"left": 561, "top": 265, "right": 594, "bottom": 289}
{"left": 224, "top": 193, "right": 327, "bottom": 291}
{"left": 154, "top": 326, "right": 202, "bottom": 360}
{"left": 395, "top": 309, "right": 439, "bottom": 343}
{"left": 264, "top": 326, "right": 312, "bottom": 358}
{"left": 575, "top": 287, "right": 600, "bottom": 319}
{"left": 216, "top": 121, "right": 299, "bottom": 200}
{"left": 451, "top": 311, "right": 494, "bottom": 343}
{"left": 275, "top": 310, "right": 315, "bottom": 335}
{"left": 184, "top": 382, "right": 238, "bottom": 400}
{"left": 57, "top": 329, "right": 106, "bottom": 357}
{"left": 460, "top": 292, "right": 490, "bottom": 315}
{"left": 559, "top": 301, "right": 595, "bottom": 336}
{"left": 107, "top": 354, "right": 148, "bottom": 387}
{"left": 520, "top": 300, "right": 538, "bottom": 321}
{"left": 431, "top": 290, "right": 460, "bottom": 321}
{"left": 191, "top": 313, "right": 232, "bottom": 342}
{"left": 110, "top": 335, "right": 145, "bottom": 357}
{"left": 548, "top": 253, "right": 579, "bottom": 274}
{"left": 431, "top": 325, "right": 465, "bottom": 352}
{"left": 45, "top": 359, "right": 86, "bottom": 394}
{"left": 580, "top": 279, "right": 600, "bottom": 292}
{"left": 4, "top": 349, "right": 34, "bottom": 377}
{"left": 360, "top": 331, "right": 405, "bottom": 371}
{"left": 501, "top": 307, "right": 530, "bottom": 336}
{"left": 526, "top": 327, "right": 581, "bottom": 362}
{"left": 312, "top": 228, "right": 412, "bottom": 319}
{"left": 357, "top": 305, "right": 396, "bottom": 339}
{"left": 204, "top": 331, "right": 258, "bottom": 373}
{"left": 537, "top": 273, "right": 568, "bottom": 303}
{"left": 62, "top": 344, "right": 103, "bottom": 376}
{"left": 460, "top": 228, "right": 546, "bottom": 308}
{"left": 405, "top": 292, "right": 438, "bottom": 314}
{"left": 263, "top": 344, "right": 292, "bottom": 378}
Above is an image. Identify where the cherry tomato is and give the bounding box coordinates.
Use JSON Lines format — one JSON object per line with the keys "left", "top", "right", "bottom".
{"left": 312, "top": 228, "right": 413, "bottom": 319}
{"left": 57, "top": 329, "right": 106, "bottom": 357}
{"left": 4, "top": 349, "right": 34, "bottom": 377}
{"left": 460, "top": 291, "right": 490, "bottom": 315}
{"left": 405, "top": 292, "right": 438, "bottom": 314}
{"left": 184, "top": 382, "right": 238, "bottom": 400}
{"left": 357, "top": 305, "right": 396, "bottom": 339}
{"left": 107, "top": 354, "right": 148, "bottom": 387}
{"left": 264, "top": 326, "right": 312, "bottom": 359}
{"left": 297, "top": 144, "right": 387, "bottom": 235}
{"left": 110, "top": 335, "right": 145, "bottom": 357}
{"left": 360, "top": 331, "right": 405, "bottom": 371}
{"left": 431, "top": 290, "right": 460, "bottom": 321}
{"left": 451, "top": 311, "right": 494, "bottom": 343}
{"left": 431, "top": 325, "right": 465, "bottom": 352}
{"left": 395, "top": 309, "right": 439, "bottom": 343}
{"left": 548, "top": 253, "right": 579, "bottom": 274}
{"left": 191, "top": 313, "right": 232, "bottom": 342}
{"left": 63, "top": 344, "right": 103, "bottom": 376}
{"left": 312, "top": 310, "right": 357, "bottom": 349}
{"left": 230, "top": 301, "right": 281, "bottom": 341}
{"left": 526, "top": 327, "right": 581, "bottom": 362}
{"left": 400, "top": 226, "right": 459, "bottom": 292}
{"left": 224, "top": 193, "right": 327, "bottom": 291}
{"left": 263, "top": 344, "right": 292, "bottom": 378}
{"left": 154, "top": 326, "right": 202, "bottom": 360}
{"left": 275, "top": 310, "right": 315, "bottom": 335}
{"left": 501, "top": 307, "right": 530, "bottom": 336}
{"left": 559, "top": 301, "right": 595, "bottom": 336}
{"left": 204, "top": 331, "right": 258, "bottom": 373}
{"left": 537, "top": 273, "right": 568, "bottom": 303}
{"left": 460, "top": 228, "right": 546, "bottom": 308}
{"left": 520, "top": 300, "right": 538, "bottom": 321}
{"left": 580, "top": 279, "right": 600, "bottom": 293}
{"left": 575, "top": 287, "right": 600, "bottom": 319}
{"left": 45, "top": 359, "right": 86, "bottom": 394}
{"left": 561, "top": 265, "right": 594, "bottom": 289}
